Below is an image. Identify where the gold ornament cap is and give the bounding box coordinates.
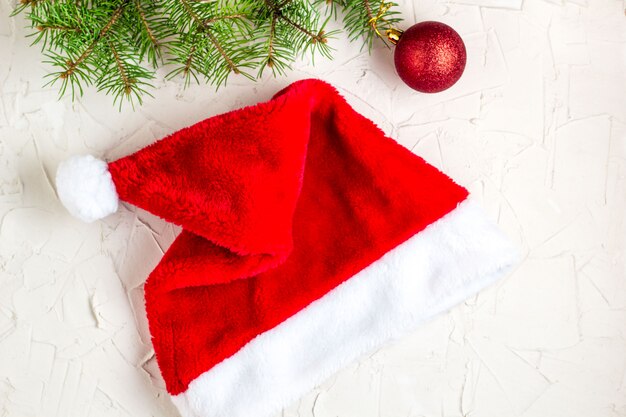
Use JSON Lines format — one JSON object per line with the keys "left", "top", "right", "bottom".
{"left": 385, "top": 28, "right": 403, "bottom": 45}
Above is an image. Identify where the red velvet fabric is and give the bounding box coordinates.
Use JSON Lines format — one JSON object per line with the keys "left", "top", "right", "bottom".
{"left": 108, "top": 79, "right": 468, "bottom": 395}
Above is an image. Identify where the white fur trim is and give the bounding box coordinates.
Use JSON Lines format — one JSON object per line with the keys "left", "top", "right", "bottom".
{"left": 55, "top": 155, "right": 119, "bottom": 223}
{"left": 171, "top": 199, "right": 518, "bottom": 417}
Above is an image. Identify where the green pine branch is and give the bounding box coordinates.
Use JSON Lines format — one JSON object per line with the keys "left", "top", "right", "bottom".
{"left": 12, "top": 0, "right": 402, "bottom": 108}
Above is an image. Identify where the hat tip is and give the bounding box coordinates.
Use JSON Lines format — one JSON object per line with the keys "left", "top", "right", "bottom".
{"left": 55, "top": 155, "right": 119, "bottom": 223}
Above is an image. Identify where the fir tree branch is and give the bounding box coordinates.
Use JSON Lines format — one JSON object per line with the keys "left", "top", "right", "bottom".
{"left": 132, "top": 0, "right": 170, "bottom": 66}
{"left": 108, "top": 40, "right": 132, "bottom": 95}
{"left": 361, "top": 0, "right": 374, "bottom": 20}
{"left": 205, "top": 30, "right": 240, "bottom": 74}
{"left": 264, "top": 0, "right": 326, "bottom": 44}
{"left": 277, "top": 10, "right": 326, "bottom": 44}
{"left": 276, "top": 0, "right": 292, "bottom": 9}
{"left": 204, "top": 14, "right": 247, "bottom": 25}
{"left": 178, "top": 0, "right": 239, "bottom": 73}
{"left": 135, "top": 0, "right": 159, "bottom": 51}
{"left": 98, "top": 33, "right": 155, "bottom": 108}
{"left": 37, "top": 24, "right": 80, "bottom": 32}
{"left": 184, "top": 44, "right": 197, "bottom": 75}
{"left": 61, "top": 1, "right": 128, "bottom": 79}
{"left": 267, "top": 13, "right": 278, "bottom": 68}
{"left": 178, "top": 0, "right": 203, "bottom": 27}
{"left": 13, "top": 0, "right": 401, "bottom": 108}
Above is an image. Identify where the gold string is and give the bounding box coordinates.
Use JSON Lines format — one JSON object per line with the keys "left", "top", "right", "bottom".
{"left": 367, "top": 1, "right": 392, "bottom": 39}
{"left": 367, "top": 2, "right": 403, "bottom": 45}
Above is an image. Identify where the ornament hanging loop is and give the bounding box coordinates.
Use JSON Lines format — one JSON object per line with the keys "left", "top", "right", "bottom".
{"left": 368, "top": 2, "right": 402, "bottom": 45}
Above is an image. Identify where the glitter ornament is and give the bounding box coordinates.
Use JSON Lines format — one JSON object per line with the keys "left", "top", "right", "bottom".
{"left": 391, "top": 21, "right": 466, "bottom": 93}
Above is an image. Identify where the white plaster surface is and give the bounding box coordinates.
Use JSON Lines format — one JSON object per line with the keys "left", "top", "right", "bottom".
{"left": 0, "top": 0, "right": 624, "bottom": 416}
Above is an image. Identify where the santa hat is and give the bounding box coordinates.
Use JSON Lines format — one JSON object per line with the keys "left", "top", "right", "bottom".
{"left": 55, "top": 79, "right": 517, "bottom": 417}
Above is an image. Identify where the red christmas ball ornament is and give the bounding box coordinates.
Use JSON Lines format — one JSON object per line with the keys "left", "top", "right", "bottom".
{"left": 391, "top": 21, "right": 467, "bottom": 93}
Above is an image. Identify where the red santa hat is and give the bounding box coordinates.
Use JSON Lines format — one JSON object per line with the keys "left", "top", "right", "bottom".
{"left": 55, "top": 79, "right": 517, "bottom": 417}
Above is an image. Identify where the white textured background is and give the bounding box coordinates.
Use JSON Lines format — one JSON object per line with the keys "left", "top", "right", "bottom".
{"left": 1, "top": 0, "right": 625, "bottom": 416}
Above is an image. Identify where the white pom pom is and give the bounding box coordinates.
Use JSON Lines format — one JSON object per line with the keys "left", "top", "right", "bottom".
{"left": 55, "top": 155, "right": 119, "bottom": 223}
